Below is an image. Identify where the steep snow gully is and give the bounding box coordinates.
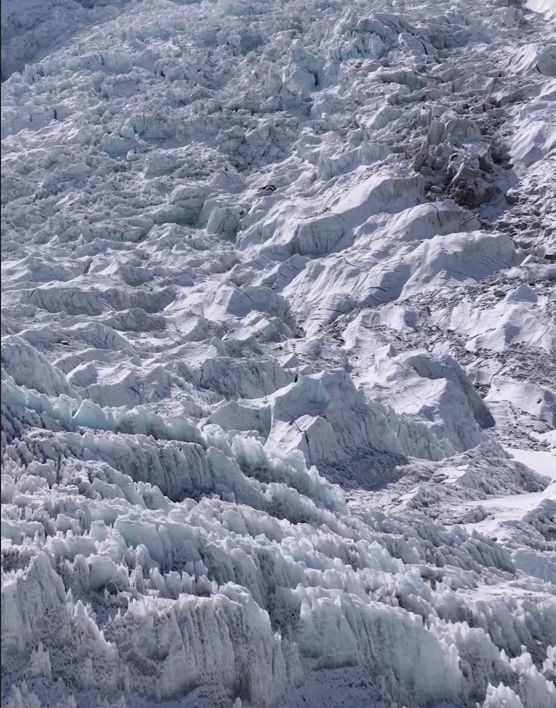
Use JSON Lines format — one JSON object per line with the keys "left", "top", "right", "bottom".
{"left": 1, "top": 0, "right": 556, "bottom": 706}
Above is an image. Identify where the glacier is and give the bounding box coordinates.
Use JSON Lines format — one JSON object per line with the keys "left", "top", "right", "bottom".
{"left": 1, "top": 0, "right": 555, "bottom": 706}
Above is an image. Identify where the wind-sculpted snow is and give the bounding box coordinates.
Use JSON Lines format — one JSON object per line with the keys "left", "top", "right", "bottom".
{"left": 1, "top": 0, "right": 556, "bottom": 706}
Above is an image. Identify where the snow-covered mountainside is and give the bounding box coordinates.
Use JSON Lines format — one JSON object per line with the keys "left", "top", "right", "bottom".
{"left": 1, "top": 0, "right": 555, "bottom": 705}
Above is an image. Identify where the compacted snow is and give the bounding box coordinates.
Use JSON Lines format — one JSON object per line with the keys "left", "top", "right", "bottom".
{"left": 1, "top": 0, "right": 556, "bottom": 706}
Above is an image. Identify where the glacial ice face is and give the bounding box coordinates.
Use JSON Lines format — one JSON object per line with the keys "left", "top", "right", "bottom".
{"left": 1, "top": 0, "right": 556, "bottom": 706}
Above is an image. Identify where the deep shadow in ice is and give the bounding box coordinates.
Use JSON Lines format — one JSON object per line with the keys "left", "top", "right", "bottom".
{"left": 319, "top": 449, "right": 409, "bottom": 492}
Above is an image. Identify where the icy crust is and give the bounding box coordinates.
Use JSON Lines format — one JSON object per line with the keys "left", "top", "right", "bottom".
{"left": 2, "top": 0, "right": 556, "bottom": 705}
{"left": 2, "top": 417, "right": 556, "bottom": 708}
{"left": 0, "top": 0, "right": 131, "bottom": 82}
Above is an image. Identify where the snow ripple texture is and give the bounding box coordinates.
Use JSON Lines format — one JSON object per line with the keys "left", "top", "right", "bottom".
{"left": 1, "top": 0, "right": 556, "bottom": 706}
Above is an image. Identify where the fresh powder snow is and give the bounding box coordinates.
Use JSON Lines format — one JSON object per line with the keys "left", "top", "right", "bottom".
{"left": 1, "top": 0, "right": 555, "bottom": 706}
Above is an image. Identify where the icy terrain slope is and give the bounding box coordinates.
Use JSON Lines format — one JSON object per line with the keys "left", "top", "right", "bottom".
{"left": 1, "top": 0, "right": 556, "bottom": 705}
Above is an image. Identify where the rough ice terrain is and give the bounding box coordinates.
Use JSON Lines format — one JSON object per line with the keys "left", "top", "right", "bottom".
{"left": 1, "top": 0, "right": 556, "bottom": 706}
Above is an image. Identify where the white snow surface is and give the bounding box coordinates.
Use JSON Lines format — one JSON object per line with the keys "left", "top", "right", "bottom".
{"left": 1, "top": 0, "right": 556, "bottom": 706}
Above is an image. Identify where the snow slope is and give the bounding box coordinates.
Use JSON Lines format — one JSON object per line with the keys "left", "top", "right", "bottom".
{"left": 1, "top": 0, "right": 555, "bottom": 706}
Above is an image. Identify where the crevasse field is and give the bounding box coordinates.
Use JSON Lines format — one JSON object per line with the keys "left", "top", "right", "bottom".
{"left": 1, "top": 0, "right": 555, "bottom": 706}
